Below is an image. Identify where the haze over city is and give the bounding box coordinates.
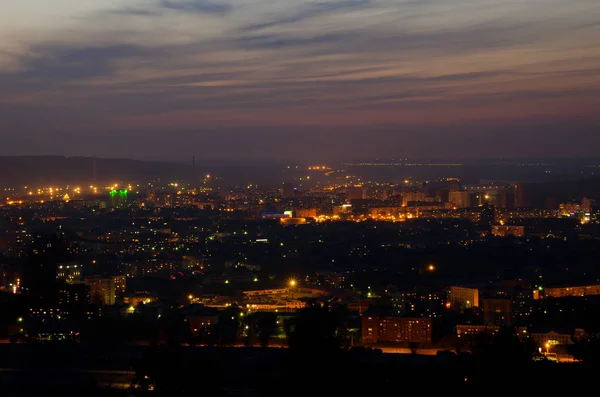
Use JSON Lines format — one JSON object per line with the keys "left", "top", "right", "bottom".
{"left": 1, "top": 0, "right": 600, "bottom": 161}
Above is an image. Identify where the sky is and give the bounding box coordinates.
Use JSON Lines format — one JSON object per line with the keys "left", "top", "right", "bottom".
{"left": 1, "top": 0, "right": 599, "bottom": 161}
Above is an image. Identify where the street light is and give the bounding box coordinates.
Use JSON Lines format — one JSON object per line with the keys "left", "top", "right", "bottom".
{"left": 289, "top": 279, "right": 297, "bottom": 300}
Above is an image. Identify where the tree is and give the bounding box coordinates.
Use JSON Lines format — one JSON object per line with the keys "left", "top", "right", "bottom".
{"left": 256, "top": 312, "right": 278, "bottom": 347}
{"left": 286, "top": 301, "right": 348, "bottom": 355}
{"left": 158, "top": 308, "right": 192, "bottom": 346}
{"left": 468, "top": 327, "right": 536, "bottom": 386}
{"left": 214, "top": 306, "right": 242, "bottom": 345}
{"left": 470, "top": 327, "right": 535, "bottom": 367}
{"left": 409, "top": 341, "right": 419, "bottom": 354}
{"left": 570, "top": 334, "right": 600, "bottom": 366}
{"left": 243, "top": 312, "right": 260, "bottom": 346}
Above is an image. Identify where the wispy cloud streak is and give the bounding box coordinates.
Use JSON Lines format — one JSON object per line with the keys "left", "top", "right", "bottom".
{"left": 0, "top": 0, "right": 599, "bottom": 158}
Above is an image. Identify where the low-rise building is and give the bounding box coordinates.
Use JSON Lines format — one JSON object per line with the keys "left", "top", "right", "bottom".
{"left": 491, "top": 225, "right": 525, "bottom": 237}
{"left": 529, "top": 328, "right": 586, "bottom": 348}
{"left": 456, "top": 324, "right": 528, "bottom": 339}
{"left": 543, "top": 285, "right": 600, "bottom": 299}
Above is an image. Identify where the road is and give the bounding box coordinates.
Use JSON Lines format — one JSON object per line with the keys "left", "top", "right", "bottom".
{"left": 0, "top": 339, "right": 577, "bottom": 361}
{"left": 377, "top": 347, "right": 440, "bottom": 355}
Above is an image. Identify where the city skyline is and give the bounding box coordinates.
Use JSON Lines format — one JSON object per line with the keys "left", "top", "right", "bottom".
{"left": 1, "top": 0, "right": 599, "bottom": 161}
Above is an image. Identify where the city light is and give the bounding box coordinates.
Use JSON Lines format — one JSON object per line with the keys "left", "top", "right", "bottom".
{"left": 0, "top": 155, "right": 597, "bottom": 372}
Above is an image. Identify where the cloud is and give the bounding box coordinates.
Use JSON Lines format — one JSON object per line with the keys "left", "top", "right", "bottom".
{"left": 160, "top": 0, "right": 232, "bottom": 14}
{"left": 235, "top": 32, "right": 344, "bottom": 50}
{"left": 16, "top": 45, "right": 149, "bottom": 81}
{"left": 0, "top": 0, "right": 599, "bottom": 159}
{"left": 107, "top": 8, "right": 162, "bottom": 17}
{"left": 239, "top": 0, "right": 371, "bottom": 32}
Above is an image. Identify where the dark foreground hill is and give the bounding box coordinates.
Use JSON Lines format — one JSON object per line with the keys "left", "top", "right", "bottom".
{"left": 0, "top": 343, "right": 598, "bottom": 395}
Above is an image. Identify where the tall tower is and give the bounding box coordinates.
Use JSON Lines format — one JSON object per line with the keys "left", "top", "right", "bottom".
{"left": 192, "top": 156, "right": 198, "bottom": 193}
{"left": 109, "top": 189, "right": 128, "bottom": 209}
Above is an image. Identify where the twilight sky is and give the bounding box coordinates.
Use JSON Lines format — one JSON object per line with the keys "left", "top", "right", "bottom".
{"left": 1, "top": 0, "right": 599, "bottom": 161}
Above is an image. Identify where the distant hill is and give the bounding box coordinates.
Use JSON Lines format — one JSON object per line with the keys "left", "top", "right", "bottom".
{"left": 0, "top": 156, "right": 193, "bottom": 187}
{"left": 519, "top": 177, "right": 600, "bottom": 208}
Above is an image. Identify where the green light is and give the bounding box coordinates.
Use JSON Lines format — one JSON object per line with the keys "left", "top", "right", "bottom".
{"left": 110, "top": 189, "right": 127, "bottom": 198}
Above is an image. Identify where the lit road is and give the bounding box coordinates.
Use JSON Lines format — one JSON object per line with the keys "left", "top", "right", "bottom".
{"left": 0, "top": 339, "right": 440, "bottom": 355}
{"left": 0, "top": 339, "right": 577, "bottom": 361}
{"left": 377, "top": 347, "right": 440, "bottom": 355}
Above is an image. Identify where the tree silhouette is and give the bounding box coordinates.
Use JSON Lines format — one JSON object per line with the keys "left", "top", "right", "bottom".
{"left": 468, "top": 327, "right": 536, "bottom": 386}
{"left": 570, "top": 334, "right": 600, "bottom": 366}
{"left": 157, "top": 308, "right": 191, "bottom": 346}
{"left": 256, "top": 312, "right": 278, "bottom": 347}
{"left": 80, "top": 316, "right": 129, "bottom": 347}
{"left": 470, "top": 327, "right": 535, "bottom": 366}
{"left": 214, "top": 306, "right": 242, "bottom": 345}
{"left": 286, "top": 301, "right": 348, "bottom": 355}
